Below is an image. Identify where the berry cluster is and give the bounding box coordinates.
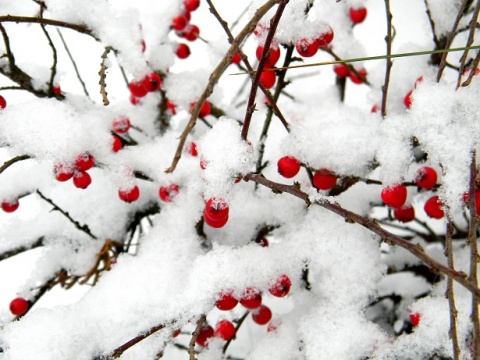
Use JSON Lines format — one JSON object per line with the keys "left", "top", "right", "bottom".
{"left": 171, "top": 0, "right": 201, "bottom": 60}
{"left": 277, "top": 156, "right": 337, "bottom": 191}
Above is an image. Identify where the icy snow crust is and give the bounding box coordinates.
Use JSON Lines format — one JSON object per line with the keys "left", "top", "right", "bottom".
{"left": 0, "top": 0, "right": 480, "bottom": 359}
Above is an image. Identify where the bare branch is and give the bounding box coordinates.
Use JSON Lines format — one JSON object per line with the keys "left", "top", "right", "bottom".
{"left": 189, "top": 315, "right": 206, "bottom": 360}
{"left": 56, "top": 29, "right": 90, "bottom": 98}
{"left": 0, "top": 155, "right": 32, "bottom": 175}
{"left": 39, "top": 5, "right": 58, "bottom": 96}
{"left": 99, "top": 47, "right": 112, "bottom": 106}
{"left": 241, "top": 0, "right": 290, "bottom": 140}
{"left": 165, "top": 0, "right": 283, "bottom": 173}
{"left": 36, "top": 190, "right": 97, "bottom": 239}
{"left": 381, "top": 0, "right": 393, "bottom": 117}
{"left": 0, "top": 23, "right": 15, "bottom": 72}
{"left": 456, "top": 0, "right": 480, "bottom": 88}
{"left": 244, "top": 172, "right": 480, "bottom": 297}
{"left": 0, "top": 237, "right": 43, "bottom": 262}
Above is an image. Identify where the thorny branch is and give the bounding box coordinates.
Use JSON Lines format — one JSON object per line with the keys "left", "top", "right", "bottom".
{"left": 244, "top": 173, "right": 480, "bottom": 298}
{"left": 36, "top": 190, "right": 98, "bottom": 239}
{"left": 99, "top": 47, "right": 113, "bottom": 106}
{"left": 165, "top": 0, "right": 283, "bottom": 173}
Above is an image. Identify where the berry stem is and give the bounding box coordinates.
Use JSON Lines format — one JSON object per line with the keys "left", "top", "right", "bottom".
{"left": 222, "top": 310, "right": 249, "bottom": 354}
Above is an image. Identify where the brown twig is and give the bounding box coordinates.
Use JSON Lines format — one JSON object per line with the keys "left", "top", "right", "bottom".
{"left": 455, "top": 0, "right": 480, "bottom": 88}
{"left": 0, "top": 155, "right": 32, "bottom": 175}
{"left": 466, "top": 151, "right": 480, "bottom": 359}
{"left": 189, "top": 315, "right": 206, "bottom": 360}
{"left": 241, "top": 0, "right": 290, "bottom": 141}
{"left": 56, "top": 29, "right": 90, "bottom": 98}
{"left": 0, "top": 237, "right": 43, "bottom": 262}
{"left": 39, "top": 5, "right": 58, "bottom": 96}
{"left": 99, "top": 47, "right": 112, "bottom": 106}
{"left": 445, "top": 218, "right": 461, "bottom": 360}
{"left": 437, "top": 0, "right": 470, "bottom": 81}
{"left": 223, "top": 311, "right": 249, "bottom": 354}
{"left": 0, "top": 23, "right": 15, "bottom": 72}
{"left": 243, "top": 173, "right": 480, "bottom": 297}
{"left": 0, "top": 15, "right": 93, "bottom": 38}
{"left": 165, "top": 0, "right": 282, "bottom": 173}
{"left": 36, "top": 190, "right": 97, "bottom": 239}
{"left": 109, "top": 323, "right": 166, "bottom": 358}
{"left": 381, "top": 0, "right": 393, "bottom": 117}
{"left": 206, "top": 0, "right": 290, "bottom": 133}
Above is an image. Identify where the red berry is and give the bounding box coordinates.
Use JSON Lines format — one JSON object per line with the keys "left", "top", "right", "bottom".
{"left": 73, "top": 171, "right": 92, "bottom": 189}
{"left": 54, "top": 163, "right": 74, "bottom": 182}
{"left": 268, "top": 274, "right": 292, "bottom": 297}
{"left": 317, "top": 27, "right": 334, "bottom": 47}
{"left": 184, "top": 0, "right": 200, "bottom": 12}
{"left": 277, "top": 156, "right": 301, "bottom": 178}
{"left": 159, "top": 184, "right": 179, "bottom": 202}
{"left": 393, "top": 205, "right": 415, "bottom": 223}
{"left": 166, "top": 99, "right": 177, "bottom": 115}
{"left": 252, "top": 305, "right": 272, "bottom": 325}
{"left": 0, "top": 95, "right": 6, "bottom": 109}
{"left": 410, "top": 312, "right": 421, "bottom": 327}
{"left": 404, "top": 90, "right": 413, "bottom": 109}
{"left": 112, "top": 135, "right": 123, "bottom": 152}
{"left": 129, "top": 81, "right": 148, "bottom": 98}
{"left": 53, "top": 84, "right": 62, "bottom": 95}
{"left": 119, "top": 185, "right": 140, "bottom": 203}
{"left": 256, "top": 45, "right": 281, "bottom": 67}
{"left": 334, "top": 64, "right": 350, "bottom": 77}
{"left": 112, "top": 117, "right": 131, "bottom": 134}
{"left": 216, "top": 291, "right": 238, "bottom": 311}
{"left": 183, "top": 24, "right": 200, "bottom": 41}
{"left": 381, "top": 184, "right": 407, "bottom": 208}
{"left": 349, "top": 6, "right": 367, "bottom": 24}
{"left": 191, "top": 101, "right": 211, "bottom": 117}
{"left": 259, "top": 68, "right": 276, "bottom": 89}
{"left": 141, "top": 73, "right": 162, "bottom": 92}
{"left": 205, "top": 197, "right": 229, "bottom": 221}
{"left": 424, "top": 195, "right": 444, "bottom": 219}
{"left": 75, "top": 152, "right": 95, "bottom": 172}
{"left": 313, "top": 169, "right": 337, "bottom": 190}
{"left": 295, "top": 39, "right": 319, "bottom": 58}
{"left": 2, "top": 199, "right": 19, "bottom": 213}
{"left": 214, "top": 320, "right": 236, "bottom": 341}
{"left": 239, "top": 287, "right": 262, "bottom": 309}
{"left": 188, "top": 142, "right": 198, "bottom": 156}
{"left": 415, "top": 166, "right": 437, "bottom": 189}
{"left": 200, "top": 157, "right": 208, "bottom": 170}
{"left": 171, "top": 13, "right": 189, "bottom": 31}
{"left": 173, "top": 329, "right": 181, "bottom": 338}
{"left": 349, "top": 68, "right": 367, "bottom": 84}
{"left": 9, "top": 297, "right": 29, "bottom": 316}
{"left": 415, "top": 76, "right": 424, "bottom": 88}
{"left": 196, "top": 325, "right": 214, "bottom": 347}
{"left": 257, "top": 237, "right": 269, "bottom": 247}
{"left": 176, "top": 43, "right": 191, "bottom": 59}
{"left": 231, "top": 52, "right": 242, "bottom": 64}
{"left": 371, "top": 104, "right": 380, "bottom": 113}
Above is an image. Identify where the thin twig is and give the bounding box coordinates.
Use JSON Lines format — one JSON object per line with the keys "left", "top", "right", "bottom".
{"left": 0, "top": 23, "right": 15, "bottom": 72}
{"left": 165, "top": 0, "right": 283, "bottom": 173}
{"left": 456, "top": 0, "right": 480, "bottom": 88}
{"left": 466, "top": 151, "right": 480, "bottom": 359}
{"left": 445, "top": 218, "right": 461, "bottom": 360}
{"left": 189, "top": 315, "right": 206, "bottom": 360}
{"left": 109, "top": 323, "right": 166, "bottom": 358}
{"left": 223, "top": 311, "right": 249, "bottom": 354}
{"left": 99, "top": 47, "right": 112, "bottom": 106}
{"left": 241, "top": 0, "right": 290, "bottom": 140}
{"left": 56, "top": 29, "right": 90, "bottom": 97}
{"left": 243, "top": 173, "right": 480, "bottom": 297}
{"left": 0, "top": 155, "right": 31, "bottom": 175}
{"left": 0, "top": 15, "right": 94, "bottom": 38}
{"left": 206, "top": 0, "right": 290, "bottom": 132}
{"left": 0, "top": 237, "right": 43, "bottom": 261}
{"left": 39, "top": 5, "right": 58, "bottom": 96}
{"left": 381, "top": 0, "right": 393, "bottom": 117}
{"left": 423, "top": 0, "right": 440, "bottom": 48}
{"left": 36, "top": 190, "right": 97, "bottom": 239}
